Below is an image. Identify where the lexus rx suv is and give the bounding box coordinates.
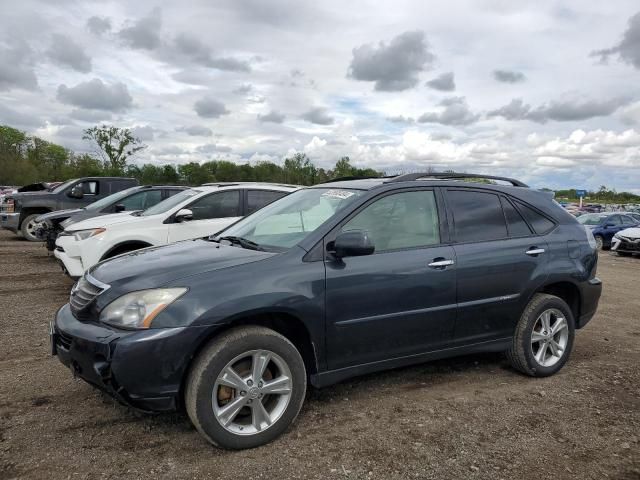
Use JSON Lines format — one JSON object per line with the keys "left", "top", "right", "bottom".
{"left": 50, "top": 173, "right": 602, "bottom": 449}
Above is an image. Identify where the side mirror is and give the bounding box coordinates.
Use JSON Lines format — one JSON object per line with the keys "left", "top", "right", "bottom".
{"left": 604, "top": 222, "right": 615, "bottom": 228}
{"left": 175, "top": 208, "right": 193, "bottom": 222}
{"left": 114, "top": 204, "right": 126, "bottom": 213}
{"left": 68, "top": 186, "right": 84, "bottom": 199}
{"left": 331, "top": 230, "right": 375, "bottom": 258}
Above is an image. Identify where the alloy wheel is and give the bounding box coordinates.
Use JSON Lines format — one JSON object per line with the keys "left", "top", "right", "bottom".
{"left": 212, "top": 349, "right": 293, "bottom": 435}
{"left": 530, "top": 308, "right": 569, "bottom": 367}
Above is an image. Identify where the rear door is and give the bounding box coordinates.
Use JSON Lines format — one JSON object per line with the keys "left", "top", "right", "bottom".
{"left": 325, "top": 188, "right": 457, "bottom": 369}
{"left": 444, "top": 189, "right": 549, "bottom": 345}
{"left": 167, "top": 189, "right": 242, "bottom": 242}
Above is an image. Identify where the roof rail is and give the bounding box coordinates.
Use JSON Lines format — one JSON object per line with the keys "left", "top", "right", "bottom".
{"left": 385, "top": 172, "right": 528, "bottom": 187}
{"left": 324, "top": 175, "right": 383, "bottom": 183}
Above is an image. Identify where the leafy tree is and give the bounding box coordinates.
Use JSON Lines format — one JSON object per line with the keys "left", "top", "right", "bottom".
{"left": 82, "top": 125, "right": 147, "bottom": 174}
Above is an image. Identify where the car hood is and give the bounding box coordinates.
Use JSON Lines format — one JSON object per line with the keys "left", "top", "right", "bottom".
{"left": 36, "top": 208, "right": 83, "bottom": 223}
{"left": 617, "top": 227, "right": 640, "bottom": 239}
{"left": 64, "top": 211, "right": 142, "bottom": 231}
{"left": 90, "top": 239, "right": 276, "bottom": 290}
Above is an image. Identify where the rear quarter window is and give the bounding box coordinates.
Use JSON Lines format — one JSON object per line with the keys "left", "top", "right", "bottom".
{"left": 515, "top": 201, "right": 556, "bottom": 235}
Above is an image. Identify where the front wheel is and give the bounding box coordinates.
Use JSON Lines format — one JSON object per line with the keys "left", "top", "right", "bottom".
{"left": 20, "top": 214, "right": 43, "bottom": 242}
{"left": 506, "top": 293, "right": 575, "bottom": 377}
{"left": 185, "top": 326, "right": 307, "bottom": 449}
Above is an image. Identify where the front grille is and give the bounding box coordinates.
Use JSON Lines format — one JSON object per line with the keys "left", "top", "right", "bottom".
{"left": 69, "top": 274, "right": 109, "bottom": 318}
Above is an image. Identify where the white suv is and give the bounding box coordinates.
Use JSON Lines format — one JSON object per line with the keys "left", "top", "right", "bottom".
{"left": 54, "top": 183, "right": 298, "bottom": 277}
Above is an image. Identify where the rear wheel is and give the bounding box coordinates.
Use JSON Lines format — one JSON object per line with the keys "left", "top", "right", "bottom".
{"left": 594, "top": 235, "right": 604, "bottom": 250}
{"left": 185, "top": 326, "right": 306, "bottom": 449}
{"left": 20, "top": 214, "right": 43, "bottom": 242}
{"left": 506, "top": 293, "right": 575, "bottom": 377}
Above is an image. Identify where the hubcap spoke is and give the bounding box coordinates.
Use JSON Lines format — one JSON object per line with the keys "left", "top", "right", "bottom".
{"left": 261, "top": 376, "right": 292, "bottom": 395}
{"left": 541, "top": 311, "right": 551, "bottom": 332}
{"left": 548, "top": 340, "right": 562, "bottom": 357}
{"left": 531, "top": 330, "right": 546, "bottom": 344}
{"left": 535, "top": 342, "right": 549, "bottom": 364}
{"left": 551, "top": 317, "right": 567, "bottom": 336}
{"left": 251, "top": 350, "right": 272, "bottom": 384}
{"left": 217, "top": 396, "right": 247, "bottom": 426}
{"left": 218, "top": 366, "right": 247, "bottom": 390}
{"left": 251, "top": 400, "right": 272, "bottom": 431}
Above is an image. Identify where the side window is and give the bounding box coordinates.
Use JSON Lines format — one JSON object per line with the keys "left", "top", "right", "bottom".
{"left": 500, "top": 197, "right": 532, "bottom": 237}
{"left": 515, "top": 201, "right": 556, "bottom": 235}
{"left": 120, "top": 190, "right": 164, "bottom": 210}
{"left": 188, "top": 190, "right": 241, "bottom": 220}
{"left": 118, "top": 191, "right": 148, "bottom": 210}
{"left": 448, "top": 190, "right": 507, "bottom": 242}
{"left": 164, "top": 189, "right": 183, "bottom": 200}
{"left": 341, "top": 190, "right": 440, "bottom": 252}
{"left": 247, "top": 190, "right": 288, "bottom": 215}
{"left": 77, "top": 181, "right": 98, "bottom": 195}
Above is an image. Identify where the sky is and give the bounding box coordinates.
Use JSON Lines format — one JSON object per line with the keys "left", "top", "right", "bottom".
{"left": 1, "top": 0, "right": 640, "bottom": 192}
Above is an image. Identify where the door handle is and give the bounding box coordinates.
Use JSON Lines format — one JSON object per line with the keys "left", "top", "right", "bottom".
{"left": 428, "top": 259, "right": 455, "bottom": 269}
{"left": 525, "top": 248, "right": 545, "bottom": 256}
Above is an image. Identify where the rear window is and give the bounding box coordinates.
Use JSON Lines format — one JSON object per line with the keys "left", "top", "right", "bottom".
{"left": 515, "top": 201, "right": 556, "bottom": 235}
{"left": 448, "top": 190, "right": 508, "bottom": 242}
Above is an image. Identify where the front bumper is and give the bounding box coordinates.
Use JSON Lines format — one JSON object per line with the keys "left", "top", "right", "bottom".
{"left": 54, "top": 248, "right": 85, "bottom": 279}
{"left": 0, "top": 212, "right": 20, "bottom": 233}
{"left": 611, "top": 236, "right": 640, "bottom": 253}
{"left": 52, "top": 304, "right": 215, "bottom": 412}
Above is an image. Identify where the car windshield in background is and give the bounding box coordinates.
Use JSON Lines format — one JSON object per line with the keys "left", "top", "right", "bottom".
{"left": 216, "top": 187, "right": 364, "bottom": 250}
{"left": 50, "top": 179, "right": 79, "bottom": 194}
{"left": 140, "top": 188, "right": 201, "bottom": 216}
{"left": 84, "top": 187, "right": 139, "bottom": 211}
{"left": 577, "top": 213, "right": 606, "bottom": 225}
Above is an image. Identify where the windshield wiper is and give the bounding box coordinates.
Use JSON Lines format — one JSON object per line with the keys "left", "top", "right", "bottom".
{"left": 213, "top": 235, "right": 264, "bottom": 251}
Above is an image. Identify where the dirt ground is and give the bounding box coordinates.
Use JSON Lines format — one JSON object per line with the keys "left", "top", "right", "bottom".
{"left": 0, "top": 229, "right": 638, "bottom": 480}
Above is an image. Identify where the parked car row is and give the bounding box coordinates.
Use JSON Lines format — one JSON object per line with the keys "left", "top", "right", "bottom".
{"left": 36, "top": 172, "right": 602, "bottom": 450}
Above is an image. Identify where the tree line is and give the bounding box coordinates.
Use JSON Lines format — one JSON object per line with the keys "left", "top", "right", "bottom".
{"left": 554, "top": 186, "right": 640, "bottom": 204}
{"left": 0, "top": 124, "right": 380, "bottom": 187}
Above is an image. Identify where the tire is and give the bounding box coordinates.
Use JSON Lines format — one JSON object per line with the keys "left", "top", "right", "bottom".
{"left": 594, "top": 235, "right": 604, "bottom": 250}
{"left": 185, "top": 326, "right": 306, "bottom": 449}
{"left": 20, "top": 214, "right": 43, "bottom": 242}
{"left": 506, "top": 293, "right": 575, "bottom": 377}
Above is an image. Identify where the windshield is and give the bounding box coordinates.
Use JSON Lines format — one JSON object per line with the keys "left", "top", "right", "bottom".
{"left": 577, "top": 214, "right": 605, "bottom": 225}
{"left": 141, "top": 188, "right": 201, "bottom": 216}
{"left": 84, "top": 187, "right": 139, "bottom": 211}
{"left": 216, "top": 187, "right": 364, "bottom": 250}
{"left": 51, "top": 178, "right": 79, "bottom": 194}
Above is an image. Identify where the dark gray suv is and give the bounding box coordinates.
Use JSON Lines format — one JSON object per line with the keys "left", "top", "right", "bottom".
{"left": 51, "top": 173, "right": 602, "bottom": 449}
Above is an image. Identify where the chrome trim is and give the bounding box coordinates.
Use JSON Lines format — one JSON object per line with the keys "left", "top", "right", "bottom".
{"left": 427, "top": 259, "right": 455, "bottom": 268}
{"left": 85, "top": 273, "right": 111, "bottom": 292}
{"left": 525, "top": 248, "right": 545, "bottom": 256}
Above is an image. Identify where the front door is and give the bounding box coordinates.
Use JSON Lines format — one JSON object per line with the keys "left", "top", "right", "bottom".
{"left": 167, "top": 190, "right": 243, "bottom": 243}
{"left": 325, "top": 189, "right": 457, "bottom": 370}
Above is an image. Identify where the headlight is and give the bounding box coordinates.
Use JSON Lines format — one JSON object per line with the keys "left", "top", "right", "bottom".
{"left": 99, "top": 288, "right": 187, "bottom": 329}
{"left": 613, "top": 232, "right": 621, "bottom": 239}
{"left": 71, "top": 228, "right": 106, "bottom": 241}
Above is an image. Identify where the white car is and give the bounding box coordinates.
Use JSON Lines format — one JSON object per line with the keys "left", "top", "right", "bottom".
{"left": 54, "top": 183, "right": 298, "bottom": 277}
{"left": 611, "top": 227, "right": 640, "bottom": 256}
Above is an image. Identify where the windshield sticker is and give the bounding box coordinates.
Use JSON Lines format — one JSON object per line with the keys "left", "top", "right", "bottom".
{"left": 322, "top": 190, "right": 355, "bottom": 200}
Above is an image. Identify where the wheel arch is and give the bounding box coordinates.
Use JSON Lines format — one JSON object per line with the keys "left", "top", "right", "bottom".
{"left": 100, "top": 240, "right": 154, "bottom": 261}
{"left": 19, "top": 207, "right": 51, "bottom": 227}
{"left": 178, "top": 311, "right": 319, "bottom": 408}
{"left": 536, "top": 281, "right": 581, "bottom": 323}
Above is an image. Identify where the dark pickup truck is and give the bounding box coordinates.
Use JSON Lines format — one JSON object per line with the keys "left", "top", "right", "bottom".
{"left": 0, "top": 177, "right": 138, "bottom": 241}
